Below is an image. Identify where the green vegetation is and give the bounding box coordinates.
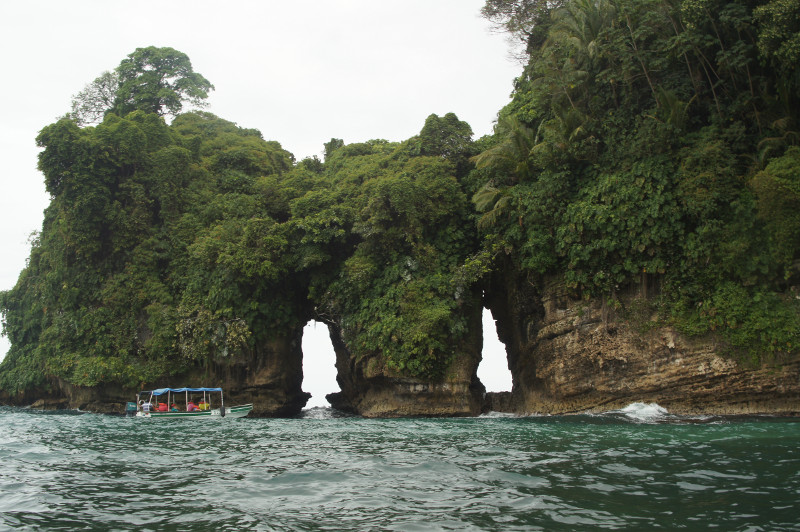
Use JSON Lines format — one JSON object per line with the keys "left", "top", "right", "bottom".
{"left": 70, "top": 47, "right": 214, "bottom": 125}
{"left": 0, "top": 108, "right": 299, "bottom": 393}
{"left": 0, "top": 48, "right": 480, "bottom": 393}
{"left": 474, "top": 0, "right": 800, "bottom": 362}
{"left": 3, "top": 1, "right": 800, "bottom": 395}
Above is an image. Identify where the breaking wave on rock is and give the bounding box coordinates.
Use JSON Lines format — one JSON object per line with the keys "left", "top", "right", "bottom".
{"left": 612, "top": 402, "right": 670, "bottom": 421}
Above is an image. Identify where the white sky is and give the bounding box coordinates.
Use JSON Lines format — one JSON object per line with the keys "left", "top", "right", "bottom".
{"left": 0, "top": 0, "right": 516, "bottom": 407}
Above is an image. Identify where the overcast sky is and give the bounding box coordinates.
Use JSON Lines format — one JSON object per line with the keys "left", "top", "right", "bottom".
{"left": 0, "top": 0, "right": 517, "bottom": 406}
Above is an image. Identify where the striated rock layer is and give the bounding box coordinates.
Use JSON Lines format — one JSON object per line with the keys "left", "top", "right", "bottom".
{"left": 484, "top": 266, "right": 800, "bottom": 416}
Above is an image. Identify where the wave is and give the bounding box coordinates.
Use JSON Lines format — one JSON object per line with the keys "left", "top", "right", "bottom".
{"left": 606, "top": 402, "right": 670, "bottom": 422}
{"left": 618, "top": 402, "right": 669, "bottom": 419}
{"left": 478, "top": 411, "right": 519, "bottom": 418}
{"left": 603, "top": 403, "right": 743, "bottom": 424}
{"left": 299, "top": 406, "right": 356, "bottom": 419}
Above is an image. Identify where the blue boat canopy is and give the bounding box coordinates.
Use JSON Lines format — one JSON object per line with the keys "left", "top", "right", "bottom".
{"left": 141, "top": 387, "right": 223, "bottom": 396}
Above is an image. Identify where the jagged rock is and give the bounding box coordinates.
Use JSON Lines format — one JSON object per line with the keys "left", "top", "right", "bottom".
{"left": 482, "top": 391, "right": 515, "bottom": 413}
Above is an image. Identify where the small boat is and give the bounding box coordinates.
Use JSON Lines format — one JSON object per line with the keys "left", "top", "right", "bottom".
{"left": 133, "top": 387, "right": 253, "bottom": 419}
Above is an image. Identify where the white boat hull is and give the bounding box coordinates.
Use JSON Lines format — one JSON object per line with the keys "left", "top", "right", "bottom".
{"left": 135, "top": 404, "right": 253, "bottom": 419}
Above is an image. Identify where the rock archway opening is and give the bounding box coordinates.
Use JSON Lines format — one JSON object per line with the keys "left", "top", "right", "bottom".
{"left": 477, "top": 307, "right": 512, "bottom": 392}
{"left": 301, "top": 320, "right": 340, "bottom": 408}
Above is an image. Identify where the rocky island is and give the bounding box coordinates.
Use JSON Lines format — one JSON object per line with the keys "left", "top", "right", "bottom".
{"left": 2, "top": 1, "right": 799, "bottom": 417}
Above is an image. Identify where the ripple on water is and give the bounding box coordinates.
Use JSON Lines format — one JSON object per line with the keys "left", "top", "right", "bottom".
{"left": 0, "top": 406, "right": 798, "bottom": 530}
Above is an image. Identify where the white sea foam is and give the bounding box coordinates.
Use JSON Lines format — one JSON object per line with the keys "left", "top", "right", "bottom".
{"left": 479, "top": 411, "right": 519, "bottom": 418}
{"left": 300, "top": 406, "right": 336, "bottom": 419}
{"left": 614, "top": 402, "right": 669, "bottom": 421}
{"left": 299, "top": 406, "right": 356, "bottom": 419}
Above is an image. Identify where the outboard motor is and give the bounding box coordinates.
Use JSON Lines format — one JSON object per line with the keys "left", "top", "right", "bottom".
{"left": 220, "top": 404, "right": 226, "bottom": 417}
{"left": 125, "top": 402, "right": 138, "bottom": 417}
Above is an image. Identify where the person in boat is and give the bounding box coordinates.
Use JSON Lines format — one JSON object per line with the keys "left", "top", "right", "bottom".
{"left": 158, "top": 402, "right": 168, "bottom": 412}
{"left": 140, "top": 400, "right": 152, "bottom": 413}
{"left": 198, "top": 399, "right": 209, "bottom": 411}
{"left": 170, "top": 403, "right": 179, "bottom": 412}
{"left": 187, "top": 401, "right": 198, "bottom": 412}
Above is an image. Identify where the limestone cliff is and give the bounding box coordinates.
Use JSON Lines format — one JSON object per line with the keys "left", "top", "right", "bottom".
{"left": 485, "top": 265, "right": 800, "bottom": 415}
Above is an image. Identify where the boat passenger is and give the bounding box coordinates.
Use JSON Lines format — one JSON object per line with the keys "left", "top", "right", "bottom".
{"left": 158, "top": 402, "right": 168, "bottom": 412}
{"left": 198, "top": 400, "right": 209, "bottom": 411}
{"left": 187, "top": 401, "right": 198, "bottom": 412}
{"left": 141, "top": 401, "right": 152, "bottom": 413}
{"left": 170, "top": 403, "right": 179, "bottom": 412}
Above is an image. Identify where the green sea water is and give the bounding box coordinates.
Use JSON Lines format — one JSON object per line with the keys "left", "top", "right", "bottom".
{"left": 0, "top": 404, "right": 798, "bottom": 531}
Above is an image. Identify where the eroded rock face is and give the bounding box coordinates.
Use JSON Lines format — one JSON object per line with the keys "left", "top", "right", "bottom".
{"left": 485, "top": 266, "right": 800, "bottom": 415}
{"left": 324, "top": 305, "right": 485, "bottom": 418}
{"left": 6, "top": 267, "right": 798, "bottom": 417}
{"left": 187, "top": 327, "right": 311, "bottom": 417}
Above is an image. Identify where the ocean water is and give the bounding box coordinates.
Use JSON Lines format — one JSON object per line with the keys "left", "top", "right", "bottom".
{"left": 0, "top": 404, "right": 798, "bottom": 531}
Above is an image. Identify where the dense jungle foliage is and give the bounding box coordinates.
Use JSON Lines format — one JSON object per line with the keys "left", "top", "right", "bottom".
{"left": 2, "top": 0, "right": 800, "bottom": 395}
{"left": 478, "top": 0, "right": 800, "bottom": 362}
{"left": 0, "top": 47, "right": 481, "bottom": 393}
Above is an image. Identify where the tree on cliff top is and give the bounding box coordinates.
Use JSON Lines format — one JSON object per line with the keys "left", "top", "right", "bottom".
{"left": 481, "top": 0, "right": 563, "bottom": 52}
{"left": 71, "top": 46, "right": 214, "bottom": 125}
